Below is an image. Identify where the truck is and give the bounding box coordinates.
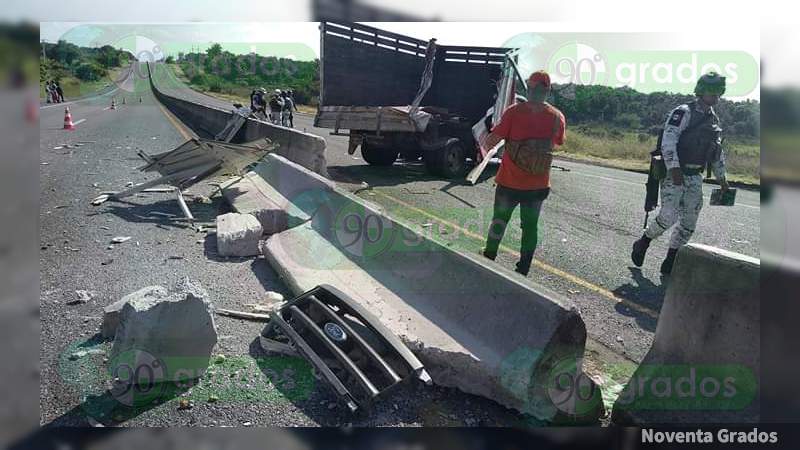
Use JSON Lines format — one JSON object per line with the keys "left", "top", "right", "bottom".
{"left": 314, "top": 21, "right": 527, "bottom": 178}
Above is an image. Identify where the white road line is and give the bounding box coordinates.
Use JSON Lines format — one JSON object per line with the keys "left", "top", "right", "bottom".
{"left": 72, "top": 118, "right": 86, "bottom": 126}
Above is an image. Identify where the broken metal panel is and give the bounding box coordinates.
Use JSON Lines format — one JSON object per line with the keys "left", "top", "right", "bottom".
{"left": 261, "top": 284, "right": 430, "bottom": 412}
{"left": 138, "top": 138, "right": 275, "bottom": 189}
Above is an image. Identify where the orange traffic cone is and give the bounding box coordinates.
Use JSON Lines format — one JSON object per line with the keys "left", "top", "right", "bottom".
{"left": 110, "top": 98, "right": 116, "bottom": 110}
{"left": 63, "top": 107, "right": 75, "bottom": 130}
{"left": 26, "top": 99, "right": 38, "bottom": 123}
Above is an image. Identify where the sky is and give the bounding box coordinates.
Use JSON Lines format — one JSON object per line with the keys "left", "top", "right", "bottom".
{"left": 40, "top": 21, "right": 761, "bottom": 100}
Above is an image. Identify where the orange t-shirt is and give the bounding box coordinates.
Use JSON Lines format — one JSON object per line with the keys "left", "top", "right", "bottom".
{"left": 492, "top": 102, "right": 566, "bottom": 190}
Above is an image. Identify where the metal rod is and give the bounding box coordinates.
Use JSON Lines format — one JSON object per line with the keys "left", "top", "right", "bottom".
{"left": 176, "top": 189, "right": 194, "bottom": 223}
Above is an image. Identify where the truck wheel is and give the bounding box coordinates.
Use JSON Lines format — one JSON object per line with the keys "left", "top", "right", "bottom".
{"left": 361, "top": 140, "right": 398, "bottom": 166}
{"left": 438, "top": 140, "right": 467, "bottom": 178}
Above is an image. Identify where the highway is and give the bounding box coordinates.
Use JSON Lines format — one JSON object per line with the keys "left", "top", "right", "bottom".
{"left": 39, "top": 63, "right": 760, "bottom": 426}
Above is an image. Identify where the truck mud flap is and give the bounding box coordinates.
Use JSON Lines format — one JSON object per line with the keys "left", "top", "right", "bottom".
{"left": 261, "top": 284, "right": 431, "bottom": 412}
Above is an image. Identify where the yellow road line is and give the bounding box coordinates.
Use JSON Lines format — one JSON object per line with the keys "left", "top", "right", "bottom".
{"left": 374, "top": 190, "right": 660, "bottom": 320}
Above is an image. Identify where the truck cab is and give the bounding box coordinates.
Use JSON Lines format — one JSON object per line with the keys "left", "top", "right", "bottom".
{"left": 314, "top": 21, "right": 525, "bottom": 178}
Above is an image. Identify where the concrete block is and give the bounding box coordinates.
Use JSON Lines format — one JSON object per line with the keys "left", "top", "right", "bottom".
{"left": 110, "top": 279, "right": 218, "bottom": 385}
{"left": 216, "top": 212, "right": 262, "bottom": 257}
{"left": 612, "top": 244, "right": 760, "bottom": 424}
{"left": 102, "top": 286, "right": 168, "bottom": 339}
{"left": 261, "top": 187, "right": 602, "bottom": 423}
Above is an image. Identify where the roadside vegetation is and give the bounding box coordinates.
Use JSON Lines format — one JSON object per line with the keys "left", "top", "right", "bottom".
{"left": 167, "top": 42, "right": 760, "bottom": 184}
{"left": 171, "top": 43, "right": 319, "bottom": 108}
{"left": 39, "top": 40, "right": 131, "bottom": 100}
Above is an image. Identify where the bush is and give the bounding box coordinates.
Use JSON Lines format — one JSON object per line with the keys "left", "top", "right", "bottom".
{"left": 613, "top": 112, "right": 641, "bottom": 129}
{"left": 190, "top": 73, "right": 207, "bottom": 86}
{"left": 75, "top": 62, "right": 105, "bottom": 81}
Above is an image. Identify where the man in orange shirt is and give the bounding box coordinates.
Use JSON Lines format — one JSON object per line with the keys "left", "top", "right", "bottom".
{"left": 480, "top": 70, "right": 566, "bottom": 276}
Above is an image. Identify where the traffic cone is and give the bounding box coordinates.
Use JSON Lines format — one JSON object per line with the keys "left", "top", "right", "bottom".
{"left": 26, "top": 99, "right": 38, "bottom": 123}
{"left": 63, "top": 107, "right": 75, "bottom": 130}
{"left": 110, "top": 98, "right": 116, "bottom": 110}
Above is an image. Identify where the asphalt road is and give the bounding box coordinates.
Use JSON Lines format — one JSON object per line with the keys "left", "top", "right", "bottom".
{"left": 160, "top": 68, "right": 759, "bottom": 366}
{"left": 40, "top": 63, "right": 760, "bottom": 428}
{"left": 39, "top": 66, "right": 538, "bottom": 428}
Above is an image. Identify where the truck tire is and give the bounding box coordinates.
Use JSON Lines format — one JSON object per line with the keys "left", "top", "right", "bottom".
{"left": 438, "top": 140, "right": 467, "bottom": 178}
{"left": 361, "top": 140, "right": 398, "bottom": 166}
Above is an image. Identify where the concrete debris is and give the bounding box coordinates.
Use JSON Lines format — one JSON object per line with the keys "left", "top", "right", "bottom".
{"left": 68, "top": 348, "right": 105, "bottom": 360}
{"left": 216, "top": 213, "right": 262, "bottom": 257}
{"left": 264, "top": 291, "right": 284, "bottom": 302}
{"left": 111, "top": 236, "right": 132, "bottom": 244}
{"left": 69, "top": 290, "right": 95, "bottom": 305}
{"left": 102, "top": 286, "right": 169, "bottom": 339}
{"left": 91, "top": 194, "right": 110, "bottom": 205}
{"left": 110, "top": 279, "right": 218, "bottom": 385}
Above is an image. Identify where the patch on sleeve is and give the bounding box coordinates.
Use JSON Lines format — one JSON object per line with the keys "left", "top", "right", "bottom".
{"left": 667, "top": 109, "right": 686, "bottom": 127}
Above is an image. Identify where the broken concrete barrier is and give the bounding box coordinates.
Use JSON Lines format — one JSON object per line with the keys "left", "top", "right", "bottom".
{"left": 256, "top": 154, "right": 602, "bottom": 423}
{"left": 221, "top": 154, "right": 335, "bottom": 234}
{"left": 612, "top": 244, "right": 760, "bottom": 424}
{"left": 146, "top": 62, "right": 327, "bottom": 176}
{"left": 216, "top": 212, "right": 263, "bottom": 257}
{"left": 110, "top": 279, "right": 218, "bottom": 387}
{"left": 102, "top": 286, "right": 168, "bottom": 339}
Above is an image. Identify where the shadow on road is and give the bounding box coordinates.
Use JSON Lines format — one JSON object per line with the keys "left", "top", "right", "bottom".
{"left": 330, "top": 157, "right": 499, "bottom": 209}
{"left": 611, "top": 267, "right": 667, "bottom": 332}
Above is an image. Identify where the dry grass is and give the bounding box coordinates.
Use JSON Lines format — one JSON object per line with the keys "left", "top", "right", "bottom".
{"left": 559, "top": 125, "right": 760, "bottom": 185}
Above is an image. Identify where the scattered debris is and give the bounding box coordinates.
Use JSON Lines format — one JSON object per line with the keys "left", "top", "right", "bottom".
{"left": 178, "top": 398, "right": 193, "bottom": 410}
{"left": 68, "top": 290, "right": 95, "bottom": 305}
{"left": 421, "top": 223, "right": 433, "bottom": 228}
{"left": 215, "top": 308, "right": 271, "bottom": 321}
{"left": 111, "top": 236, "right": 131, "bottom": 244}
{"left": 68, "top": 347, "right": 105, "bottom": 360}
{"left": 101, "top": 259, "right": 114, "bottom": 266}
{"left": 141, "top": 187, "right": 176, "bottom": 193}
{"left": 264, "top": 291, "right": 284, "bottom": 302}
{"left": 616, "top": 335, "right": 624, "bottom": 343}
{"left": 41, "top": 162, "right": 50, "bottom": 165}
{"left": 193, "top": 195, "right": 212, "bottom": 204}
{"left": 102, "top": 286, "right": 168, "bottom": 339}
{"left": 109, "top": 279, "right": 218, "bottom": 386}
{"left": 125, "top": 182, "right": 135, "bottom": 187}
{"left": 91, "top": 194, "right": 110, "bottom": 206}
{"left": 216, "top": 213, "right": 262, "bottom": 257}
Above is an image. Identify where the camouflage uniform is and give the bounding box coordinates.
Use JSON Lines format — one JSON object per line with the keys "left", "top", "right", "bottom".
{"left": 644, "top": 101, "right": 727, "bottom": 248}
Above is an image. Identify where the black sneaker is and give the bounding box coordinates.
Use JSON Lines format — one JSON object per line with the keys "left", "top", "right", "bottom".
{"left": 631, "top": 237, "right": 651, "bottom": 267}
{"left": 660, "top": 248, "right": 679, "bottom": 275}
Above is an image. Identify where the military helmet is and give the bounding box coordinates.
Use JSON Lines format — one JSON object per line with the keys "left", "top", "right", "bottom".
{"left": 258, "top": 87, "right": 266, "bottom": 93}
{"left": 694, "top": 72, "right": 726, "bottom": 96}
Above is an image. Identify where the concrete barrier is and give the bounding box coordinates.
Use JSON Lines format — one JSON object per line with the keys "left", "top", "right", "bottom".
{"left": 247, "top": 153, "right": 602, "bottom": 423}
{"left": 612, "top": 244, "right": 760, "bottom": 424}
{"left": 146, "top": 63, "right": 327, "bottom": 176}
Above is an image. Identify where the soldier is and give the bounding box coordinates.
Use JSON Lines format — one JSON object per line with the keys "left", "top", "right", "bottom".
{"left": 631, "top": 72, "right": 730, "bottom": 274}
{"left": 268, "top": 89, "right": 284, "bottom": 125}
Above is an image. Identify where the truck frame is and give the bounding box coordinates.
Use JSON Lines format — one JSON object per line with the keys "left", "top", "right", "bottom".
{"left": 314, "top": 21, "right": 527, "bottom": 178}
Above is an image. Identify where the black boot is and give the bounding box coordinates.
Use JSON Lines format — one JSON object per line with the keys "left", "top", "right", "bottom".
{"left": 631, "top": 235, "right": 651, "bottom": 267}
{"left": 515, "top": 251, "right": 534, "bottom": 276}
{"left": 482, "top": 248, "right": 497, "bottom": 261}
{"left": 660, "top": 247, "right": 679, "bottom": 275}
